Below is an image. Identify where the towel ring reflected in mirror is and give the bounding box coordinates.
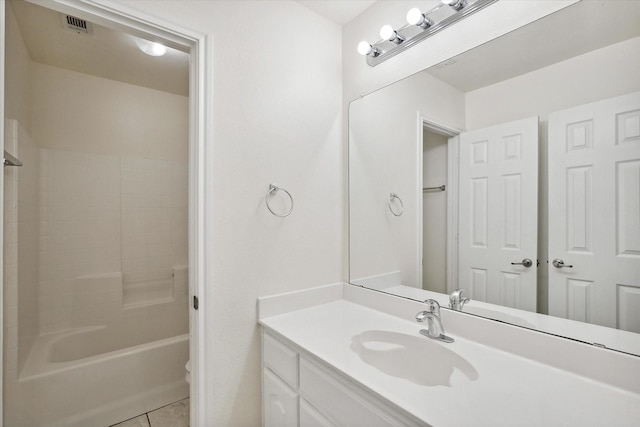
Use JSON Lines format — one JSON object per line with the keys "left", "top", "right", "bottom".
{"left": 265, "top": 184, "right": 294, "bottom": 217}
{"left": 388, "top": 193, "right": 404, "bottom": 217}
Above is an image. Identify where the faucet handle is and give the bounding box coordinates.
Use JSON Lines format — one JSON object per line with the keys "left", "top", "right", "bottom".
{"left": 423, "top": 299, "right": 441, "bottom": 315}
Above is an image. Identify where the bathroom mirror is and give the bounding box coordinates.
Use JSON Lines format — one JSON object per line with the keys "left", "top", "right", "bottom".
{"left": 349, "top": 0, "right": 640, "bottom": 355}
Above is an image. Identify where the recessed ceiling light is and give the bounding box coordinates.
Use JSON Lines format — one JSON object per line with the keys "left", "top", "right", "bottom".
{"left": 134, "top": 37, "right": 167, "bottom": 57}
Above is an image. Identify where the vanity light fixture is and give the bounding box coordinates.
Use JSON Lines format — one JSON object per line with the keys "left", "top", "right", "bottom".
{"left": 359, "top": 0, "right": 497, "bottom": 67}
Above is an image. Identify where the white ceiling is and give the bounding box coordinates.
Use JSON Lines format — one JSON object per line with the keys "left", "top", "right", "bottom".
{"left": 426, "top": 0, "right": 640, "bottom": 93}
{"left": 297, "top": 0, "right": 376, "bottom": 25}
{"left": 10, "top": 0, "right": 189, "bottom": 96}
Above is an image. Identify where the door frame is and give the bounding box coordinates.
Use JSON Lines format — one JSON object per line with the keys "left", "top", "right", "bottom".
{"left": 417, "top": 113, "right": 462, "bottom": 294}
{"left": 1, "top": 0, "right": 215, "bottom": 424}
{"left": 1, "top": 0, "right": 6, "bottom": 420}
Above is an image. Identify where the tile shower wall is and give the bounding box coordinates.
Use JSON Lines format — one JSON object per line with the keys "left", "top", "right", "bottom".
{"left": 16, "top": 124, "right": 39, "bottom": 370}
{"left": 38, "top": 149, "right": 121, "bottom": 332}
{"left": 29, "top": 62, "right": 189, "bottom": 334}
{"left": 38, "top": 149, "right": 188, "bottom": 332}
{"left": 3, "top": 120, "right": 39, "bottom": 374}
{"left": 120, "top": 157, "right": 188, "bottom": 285}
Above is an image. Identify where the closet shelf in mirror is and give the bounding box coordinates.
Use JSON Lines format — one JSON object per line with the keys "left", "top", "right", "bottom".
{"left": 423, "top": 185, "right": 445, "bottom": 192}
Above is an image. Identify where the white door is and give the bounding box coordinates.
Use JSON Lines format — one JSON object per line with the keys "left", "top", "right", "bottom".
{"left": 458, "top": 117, "right": 539, "bottom": 311}
{"left": 548, "top": 92, "right": 640, "bottom": 332}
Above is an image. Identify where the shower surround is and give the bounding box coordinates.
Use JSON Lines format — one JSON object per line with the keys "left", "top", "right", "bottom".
{"left": 3, "top": 119, "right": 189, "bottom": 426}
{"left": 37, "top": 148, "right": 188, "bottom": 331}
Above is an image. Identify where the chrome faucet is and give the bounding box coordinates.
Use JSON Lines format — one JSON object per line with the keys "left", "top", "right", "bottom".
{"left": 449, "top": 288, "right": 470, "bottom": 311}
{"left": 415, "top": 299, "right": 454, "bottom": 343}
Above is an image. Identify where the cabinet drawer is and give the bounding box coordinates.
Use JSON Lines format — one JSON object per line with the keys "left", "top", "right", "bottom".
{"left": 300, "top": 399, "right": 334, "bottom": 427}
{"left": 264, "top": 331, "right": 299, "bottom": 388}
{"left": 299, "top": 357, "right": 397, "bottom": 427}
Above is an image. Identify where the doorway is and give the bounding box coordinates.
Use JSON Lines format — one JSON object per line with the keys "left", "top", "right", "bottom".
{"left": 2, "top": 0, "right": 208, "bottom": 425}
{"left": 421, "top": 128, "right": 448, "bottom": 293}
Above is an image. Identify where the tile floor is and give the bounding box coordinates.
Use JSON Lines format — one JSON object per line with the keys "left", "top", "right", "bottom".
{"left": 110, "top": 398, "right": 189, "bottom": 427}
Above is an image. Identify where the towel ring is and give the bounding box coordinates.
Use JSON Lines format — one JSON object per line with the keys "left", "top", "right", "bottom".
{"left": 388, "top": 193, "right": 404, "bottom": 217}
{"left": 265, "top": 184, "right": 294, "bottom": 217}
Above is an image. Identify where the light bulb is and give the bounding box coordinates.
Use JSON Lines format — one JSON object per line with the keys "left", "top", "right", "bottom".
{"left": 406, "top": 8, "right": 432, "bottom": 29}
{"left": 379, "top": 25, "right": 395, "bottom": 41}
{"left": 357, "top": 41, "right": 380, "bottom": 57}
{"left": 406, "top": 8, "right": 423, "bottom": 26}
{"left": 357, "top": 41, "right": 373, "bottom": 56}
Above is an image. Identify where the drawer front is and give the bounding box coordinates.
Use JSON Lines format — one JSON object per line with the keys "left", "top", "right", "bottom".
{"left": 299, "top": 357, "right": 397, "bottom": 427}
{"left": 300, "top": 399, "right": 334, "bottom": 427}
{"left": 264, "top": 331, "right": 298, "bottom": 387}
{"left": 264, "top": 369, "right": 298, "bottom": 427}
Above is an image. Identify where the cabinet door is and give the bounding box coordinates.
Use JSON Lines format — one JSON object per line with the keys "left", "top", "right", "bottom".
{"left": 264, "top": 369, "right": 298, "bottom": 427}
{"left": 300, "top": 399, "right": 334, "bottom": 427}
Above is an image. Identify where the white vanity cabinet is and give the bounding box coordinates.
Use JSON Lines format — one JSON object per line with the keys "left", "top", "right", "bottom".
{"left": 263, "top": 331, "right": 299, "bottom": 427}
{"left": 262, "top": 329, "right": 424, "bottom": 427}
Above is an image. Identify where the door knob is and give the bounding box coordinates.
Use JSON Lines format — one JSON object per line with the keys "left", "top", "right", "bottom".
{"left": 552, "top": 258, "right": 573, "bottom": 268}
{"left": 511, "top": 258, "right": 533, "bottom": 268}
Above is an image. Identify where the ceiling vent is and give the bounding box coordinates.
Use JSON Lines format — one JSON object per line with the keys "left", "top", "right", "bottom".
{"left": 61, "top": 14, "right": 93, "bottom": 35}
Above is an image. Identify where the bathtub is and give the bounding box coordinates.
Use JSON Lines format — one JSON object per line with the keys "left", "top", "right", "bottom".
{"left": 4, "top": 268, "right": 190, "bottom": 426}
{"left": 11, "top": 328, "right": 189, "bottom": 427}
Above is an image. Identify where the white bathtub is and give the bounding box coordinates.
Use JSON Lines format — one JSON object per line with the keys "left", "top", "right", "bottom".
{"left": 4, "top": 267, "right": 190, "bottom": 426}
{"left": 10, "top": 329, "right": 189, "bottom": 427}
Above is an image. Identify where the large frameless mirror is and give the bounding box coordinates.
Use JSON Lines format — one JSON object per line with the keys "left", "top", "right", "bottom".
{"left": 349, "top": 0, "right": 640, "bottom": 355}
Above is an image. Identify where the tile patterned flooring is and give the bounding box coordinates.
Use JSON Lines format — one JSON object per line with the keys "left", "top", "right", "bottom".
{"left": 111, "top": 398, "right": 189, "bottom": 427}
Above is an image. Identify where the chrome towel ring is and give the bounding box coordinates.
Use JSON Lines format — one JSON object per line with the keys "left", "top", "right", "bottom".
{"left": 265, "top": 184, "right": 294, "bottom": 217}
{"left": 388, "top": 193, "right": 404, "bottom": 217}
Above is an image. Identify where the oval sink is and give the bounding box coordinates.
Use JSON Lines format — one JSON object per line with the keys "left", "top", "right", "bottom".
{"left": 350, "top": 330, "right": 478, "bottom": 387}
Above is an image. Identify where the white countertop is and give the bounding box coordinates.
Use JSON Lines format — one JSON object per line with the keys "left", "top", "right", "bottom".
{"left": 260, "top": 298, "right": 640, "bottom": 427}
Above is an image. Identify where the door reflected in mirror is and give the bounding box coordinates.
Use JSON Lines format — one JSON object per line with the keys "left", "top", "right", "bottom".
{"left": 349, "top": 0, "right": 640, "bottom": 356}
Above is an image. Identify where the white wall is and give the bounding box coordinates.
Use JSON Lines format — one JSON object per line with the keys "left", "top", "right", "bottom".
{"left": 350, "top": 71, "right": 464, "bottom": 287}
{"left": 31, "top": 63, "right": 189, "bottom": 162}
{"left": 422, "top": 129, "right": 448, "bottom": 293}
{"left": 465, "top": 37, "right": 640, "bottom": 129}
{"left": 4, "top": 0, "right": 31, "bottom": 133}
{"left": 465, "top": 36, "right": 640, "bottom": 313}
{"left": 111, "top": 1, "right": 344, "bottom": 425}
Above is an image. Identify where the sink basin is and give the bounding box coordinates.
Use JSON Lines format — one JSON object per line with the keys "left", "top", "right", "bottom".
{"left": 350, "top": 330, "right": 478, "bottom": 387}
{"left": 463, "top": 306, "right": 535, "bottom": 329}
